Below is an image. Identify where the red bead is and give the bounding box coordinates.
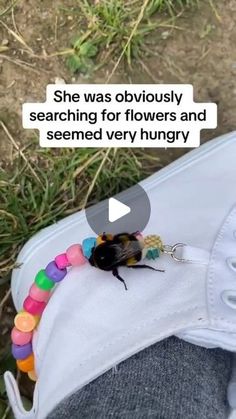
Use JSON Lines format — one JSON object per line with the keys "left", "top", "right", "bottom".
{"left": 23, "top": 295, "right": 46, "bottom": 316}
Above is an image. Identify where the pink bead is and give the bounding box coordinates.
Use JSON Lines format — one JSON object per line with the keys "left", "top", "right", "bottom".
{"left": 23, "top": 295, "right": 46, "bottom": 316}
{"left": 11, "top": 327, "right": 33, "bottom": 346}
{"left": 66, "top": 244, "right": 86, "bottom": 266}
{"left": 55, "top": 253, "right": 70, "bottom": 269}
{"left": 29, "top": 284, "right": 50, "bottom": 303}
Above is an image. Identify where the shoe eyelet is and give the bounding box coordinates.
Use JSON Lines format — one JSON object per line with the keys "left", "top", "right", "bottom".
{"left": 227, "top": 257, "right": 236, "bottom": 272}
{"left": 221, "top": 290, "right": 236, "bottom": 309}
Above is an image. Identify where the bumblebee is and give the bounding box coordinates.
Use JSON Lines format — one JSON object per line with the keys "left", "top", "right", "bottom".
{"left": 89, "top": 232, "right": 164, "bottom": 290}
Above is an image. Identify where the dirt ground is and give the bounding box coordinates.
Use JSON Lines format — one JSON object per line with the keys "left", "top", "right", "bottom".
{"left": 0, "top": 0, "right": 236, "bottom": 163}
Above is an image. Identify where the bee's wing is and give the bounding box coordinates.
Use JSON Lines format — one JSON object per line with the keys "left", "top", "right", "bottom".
{"left": 110, "top": 241, "right": 142, "bottom": 265}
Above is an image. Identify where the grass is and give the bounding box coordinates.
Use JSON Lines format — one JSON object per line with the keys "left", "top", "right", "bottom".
{"left": 0, "top": 0, "right": 204, "bottom": 279}
{"left": 62, "top": 0, "right": 200, "bottom": 74}
{"left": 0, "top": 0, "right": 216, "bottom": 281}
{"left": 0, "top": 0, "right": 207, "bottom": 78}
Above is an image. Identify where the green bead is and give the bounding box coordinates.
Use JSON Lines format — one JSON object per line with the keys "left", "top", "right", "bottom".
{"left": 35, "top": 270, "right": 55, "bottom": 291}
{"left": 146, "top": 250, "right": 153, "bottom": 260}
{"left": 146, "top": 248, "right": 160, "bottom": 260}
{"left": 153, "top": 248, "right": 160, "bottom": 258}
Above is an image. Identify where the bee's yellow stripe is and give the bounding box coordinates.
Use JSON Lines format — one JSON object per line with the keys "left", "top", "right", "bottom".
{"left": 126, "top": 257, "right": 138, "bottom": 266}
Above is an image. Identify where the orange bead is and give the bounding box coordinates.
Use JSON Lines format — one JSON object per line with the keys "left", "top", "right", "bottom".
{"left": 17, "top": 353, "right": 34, "bottom": 373}
{"left": 28, "top": 369, "right": 37, "bottom": 381}
{"left": 14, "top": 311, "right": 37, "bottom": 333}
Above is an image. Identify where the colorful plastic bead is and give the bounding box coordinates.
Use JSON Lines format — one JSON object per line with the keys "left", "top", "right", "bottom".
{"left": 23, "top": 296, "right": 46, "bottom": 316}
{"left": 144, "top": 235, "right": 163, "bottom": 251}
{"left": 146, "top": 248, "right": 160, "bottom": 260}
{"left": 14, "top": 312, "right": 37, "bottom": 333}
{"left": 35, "top": 270, "right": 55, "bottom": 291}
{"left": 28, "top": 370, "right": 37, "bottom": 382}
{"left": 55, "top": 253, "right": 70, "bottom": 269}
{"left": 82, "top": 237, "right": 97, "bottom": 259}
{"left": 17, "top": 353, "right": 34, "bottom": 373}
{"left": 29, "top": 283, "right": 50, "bottom": 303}
{"left": 45, "top": 261, "right": 67, "bottom": 282}
{"left": 11, "top": 328, "right": 32, "bottom": 346}
{"left": 12, "top": 342, "right": 32, "bottom": 360}
{"left": 66, "top": 244, "right": 86, "bottom": 266}
{"left": 135, "top": 231, "right": 143, "bottom": 240}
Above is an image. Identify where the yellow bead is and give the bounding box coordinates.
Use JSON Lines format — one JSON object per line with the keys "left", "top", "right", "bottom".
{"left": 28, "top": 369, "right": 37, "bottom": 381}
{"left": 14, "top": 311, "right": 37, "bottom": 333}
{"left": 144, "top": 235, "right": 163, "bottom": 251}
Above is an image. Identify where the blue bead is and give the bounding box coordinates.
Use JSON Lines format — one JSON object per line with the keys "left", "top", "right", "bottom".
{"left": 82, "top": 237, "right": 97, "bottom": 259}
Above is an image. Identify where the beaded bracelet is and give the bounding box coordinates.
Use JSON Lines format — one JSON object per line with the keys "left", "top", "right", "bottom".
{"left": 11, "top": 232, "right": 181, "bottom": 382}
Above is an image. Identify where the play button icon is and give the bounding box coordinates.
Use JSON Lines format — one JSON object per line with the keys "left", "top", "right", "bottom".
{"left": 85, "top": 183, "right": 151, "bottom": 235}
{"left": 108, "top": 198, "right": 131, "bottom": 222}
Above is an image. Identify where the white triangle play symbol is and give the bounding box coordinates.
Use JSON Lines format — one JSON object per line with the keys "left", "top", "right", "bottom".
{"left": 108, "top": 198, "right": 131, "bottom": 222}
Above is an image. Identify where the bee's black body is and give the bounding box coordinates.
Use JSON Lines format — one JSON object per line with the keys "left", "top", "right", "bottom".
{"left": 89, "top": 233, "right": 164, "bottom": 290}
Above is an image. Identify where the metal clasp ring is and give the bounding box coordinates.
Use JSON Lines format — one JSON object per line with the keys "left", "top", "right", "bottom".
{"left": 163, "top": 243, "right": 187, "bottom": 262}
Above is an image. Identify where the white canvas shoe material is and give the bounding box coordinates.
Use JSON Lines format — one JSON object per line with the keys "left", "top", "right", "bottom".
{"left": 4, "top": 131, "right": 236, "bottom": 419}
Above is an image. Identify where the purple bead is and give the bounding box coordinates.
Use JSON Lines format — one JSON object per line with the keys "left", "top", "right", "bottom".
{"left": 12, "top": 342, "right": 32, "bottom": 360}
{"left": 45, "top": 261, "right": 67, "bottom": 282}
